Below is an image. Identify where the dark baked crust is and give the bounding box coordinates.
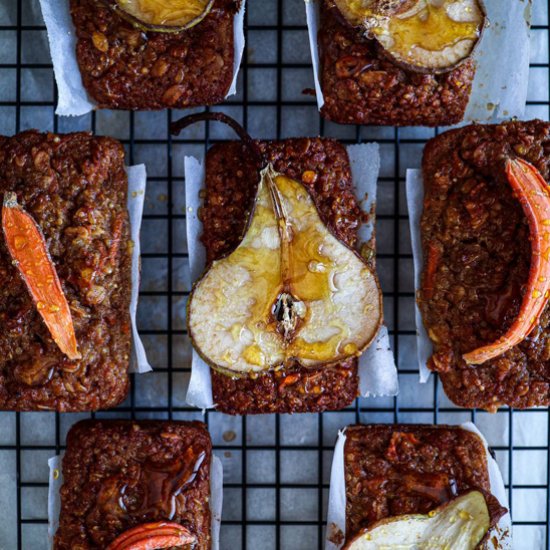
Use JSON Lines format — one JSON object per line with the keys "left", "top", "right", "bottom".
{"left": 54, "top": 420, "right": 212, "bottom": 549}
{"left": 343, "top": 424, "right": 506, "bottom": 546}
{"left": 200, "top": 138, "right": 373, "bottom": 414}
{"left": 318, "top": 1, "right": 475, "bottom": 126}
{"left": 70, "top": 0, "right": 237, "bottom": 110}
{"left": 420, "top": 120, "right": 550, "bottom": 410}
{"left": 0, "top": 131, "right": 131, "bottom": 411}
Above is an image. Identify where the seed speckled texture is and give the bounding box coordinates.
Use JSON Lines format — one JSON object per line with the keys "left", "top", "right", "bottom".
{"left": 70, "top": 0, "right": 237, "bottom": 110}
{"left": 318, "top": 0, "right": 475, "bottom": 126}
{"left": 420, "top": 120, "right": 550, "bottom": 410}
{"left": 54, "top": 420, "right": 212, "bottom": 549}
{"left": 200, "top": 138, "right": 373, "bottom": 414}
{"left": 0, "top": 131, "right": 131, "bottom": 411}
{"left": 343, "top": 425, "right": 507, "bottom": 548}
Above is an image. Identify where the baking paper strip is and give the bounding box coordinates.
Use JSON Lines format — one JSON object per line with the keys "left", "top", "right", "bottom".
{"left": 48, "top": 453, "right": 223, "bottom": 549}
{"left": 38, "top": 0, "right": 246, "bottom": 117}
{"left": 325, "top": 429, "right": 347, "bottom": 550}
{"left": 461, "top": 422, "right": 512, "bottom": 550}
{"left": 325, "top": 423, "right": 512, "bottom": 550}
{"left": 304, "top": 0, "right": 531, "bottom": 122}
{"left": 405, "top": 168, "right": 431, "bottom": 383}
{"left": 127, "top": 165, "right": 153, "bottom": 373}
{"left": 184, "top": 143, "right": 399, "bottom": 410}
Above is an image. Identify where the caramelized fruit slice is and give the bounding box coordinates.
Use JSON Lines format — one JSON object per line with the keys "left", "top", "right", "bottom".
{"left": 2, "top": 192, "right": 81, "bottom": 360}
{"left": 188, "top": 164, "right": 382, "bottom": 375}
{"left": 343, "top": 491, "right": 491, "bottom": 550}
{"left": 107, "top": 0, "right": 214, "bottom": 32}
{"left": 106, "top": 521, "right": 196, "bottom": 550}
{"left": 333, "top": 0, "right": 486, "bottom": 73}
{"left": 463, "top": 158, "right": 550, "bottom": 365}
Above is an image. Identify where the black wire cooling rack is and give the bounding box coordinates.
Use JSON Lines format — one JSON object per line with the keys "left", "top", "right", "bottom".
{"left": 0, "top": 0, "right": 549, "bottom": 548}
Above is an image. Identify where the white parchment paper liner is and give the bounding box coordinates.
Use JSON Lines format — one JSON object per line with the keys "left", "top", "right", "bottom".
{"left": 48, "top": 453, "right": 223, "bottom": 549}
{"left": 405, "top": 168, "right": 431, "bottom": 383}
{"left": 305, "top": 0, "right": 531, "bottom": 122}
{"left": 38, "top": 0, "right": 246, "bottom": 117}
{"left": 127, "top": 165, "right": 153, "bottom": 373}
{"left": 325, "top": 422, "right": 512, "bottom": 550}
{"left": 184, "top": 143, "right": 399, "bottom": 410}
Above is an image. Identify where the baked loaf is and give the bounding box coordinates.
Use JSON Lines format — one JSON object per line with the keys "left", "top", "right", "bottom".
{"left": 317, "top": 0, "right": 475, "bottom": 126}
{"left": 0, "top": 131, "right": 131, "bottom": 411}
{"left": 54, "top": 420, "right": 212, "bottom": 549}
{"left": 340, "top": 424, "right": 506, "bottom": 548}
{"left": 200, "top": 138, "right": 375, "bottom": 414}
{"left": 420, "top": 120, "right": 550, "bottom": 410}
{"left": 70, "top": 0, "right": 238, "bottom": 109}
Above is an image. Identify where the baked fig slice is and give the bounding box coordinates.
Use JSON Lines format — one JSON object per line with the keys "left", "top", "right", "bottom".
{"left": 333, "top": 0, "right": 486, "bottom": 74}
{"left": 105, "top": 0, "right": 214, "bottom": 33}
{"left": 343, "top": 490, "right": 491, "bottom": 550}
{"left": 171, "top": 112, "right": 383, "bottom": 377}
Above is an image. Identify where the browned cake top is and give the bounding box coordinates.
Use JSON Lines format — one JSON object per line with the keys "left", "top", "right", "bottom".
{"left": 420, "top": 120, "right": 550, "bottom": 410}
{"left": 201, "top": 138, "right": 368, "bottom": 414}
{"left": 71, "top": 0, "right": 237, "bottom": 109}
{"left": 54, "top": 420, "right": 212, "bottom": 550}
{"left": 343, "top": 424, "right": 506, "bottom": 545}
{"left": 318, "top": 0, "right": 475, "bottom": 126}
{"left": 0, "top": 131, "right": 131, "bottom": 411}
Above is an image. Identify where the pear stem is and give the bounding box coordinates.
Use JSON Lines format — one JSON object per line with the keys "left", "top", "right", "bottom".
{"left": 170, "top": 111, "right": 265, "bottom": 168}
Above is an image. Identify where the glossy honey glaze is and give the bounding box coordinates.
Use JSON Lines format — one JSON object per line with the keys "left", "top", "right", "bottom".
{"left": 384, "top": 3, "right": 480, "bottom": 54}
{"left": 96, "top": 446, "right": 205, "bottom": 520}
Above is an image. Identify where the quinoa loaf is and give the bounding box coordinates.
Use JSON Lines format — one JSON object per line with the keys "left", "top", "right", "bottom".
{"left": 317, "top": 0, "right": 476, "bottom": 126}
{"left": 54, "top": 420, "right": 212, "bottom": 549}
{"left": 0, "top": 130, "right": 131, "bottom": 411}
{"left": 200, "top": 137, "right": 375, "bottom": 414}
{"left": 420, "top": 120, "right": 550, "bottom": 410}
{"left": 340, "top": 424, "right": 507, "bottom": 548}
{"left": 70, "top": 0, "right": 238, "bottom": 110}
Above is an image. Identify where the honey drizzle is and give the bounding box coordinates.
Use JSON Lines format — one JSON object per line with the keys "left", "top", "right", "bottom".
{"left": 386, "top": 4, "right": 480, "bottom": 55}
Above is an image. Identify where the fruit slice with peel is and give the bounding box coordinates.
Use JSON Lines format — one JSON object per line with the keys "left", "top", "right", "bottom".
{"left": 105, "top": 0, "right": 214, "bottom": 33}
{"left": 106, "top": 521, "right": 197, "bottom": 550}
{"left": 333, "top": 0, "right": 486, "bottom": 73}
{"left": 343, "top": 490, "right": 491, "bottom": 550}
{"left": 188, "top": 164, "right": 382, "bottom": 375}
{"left": 463, "top": 158, "right": 550, "bottom": 365}
{"left": 2, "top": 192, "right": 81, "bottom": 360}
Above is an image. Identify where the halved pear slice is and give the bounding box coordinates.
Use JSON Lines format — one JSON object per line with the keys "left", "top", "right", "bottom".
{"left": 344, "top": 491, "right": 491, "bottom": 550}
{"left": 106, "top": 0, "right": 214, "bottom": 33}
{"left": 333, "top": 0, "right": 486, "bottom": 74}
{"left": 188, "top": 164, "right": 382, "bottom": 376}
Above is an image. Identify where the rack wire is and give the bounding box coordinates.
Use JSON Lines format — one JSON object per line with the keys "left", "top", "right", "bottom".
{"left": 0, "top": 0, "right": 548, "bottom": 548}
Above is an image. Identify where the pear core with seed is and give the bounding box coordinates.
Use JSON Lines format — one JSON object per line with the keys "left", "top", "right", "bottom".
{"left": 109, "top": 0, "right": 214, "bottom": 32}
{"left": 188, "top": 165, "right": 382, "bottom": 376}
{"left": 333, "top": 0, "right": 486, "bottom": 73}
{"left": 343, "top": 491, "right": 491, "bottom": 550}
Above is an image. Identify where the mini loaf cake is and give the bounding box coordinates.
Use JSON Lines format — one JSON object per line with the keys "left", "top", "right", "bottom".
{"left": 173, "top": 111, "right": 384, "bottom": 415}
{"left": 419, "top": 120, "right": 550, "bottom": 410}
{"left": 0, "top": 131, "right": 131, "bottom": 411}
{"left": 54, "top": 420, "right": 212, "bottom": 549}
{"left": 70, "top": 0, "right": 239, "bottom": 109}
{"left": 340, "top": 424, "right": 507, "bottom": 549}
{"left": 317, "top": 0, "right": 485, "bottom": 126}
{"left": 202, "top": 138, "right": 375, "bottom": 414}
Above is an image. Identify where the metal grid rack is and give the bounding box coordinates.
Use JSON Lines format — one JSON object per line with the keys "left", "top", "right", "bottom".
{"left": 0, "top": 0, "right": 549, "bottom": 548}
